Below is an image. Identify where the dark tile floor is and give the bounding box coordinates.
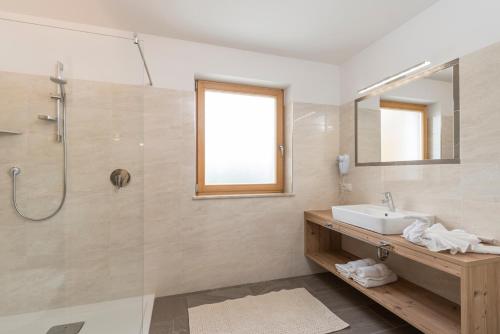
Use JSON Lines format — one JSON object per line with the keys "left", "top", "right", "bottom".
{"left": 149, "top": 273, "right": 422, "bottom": 334}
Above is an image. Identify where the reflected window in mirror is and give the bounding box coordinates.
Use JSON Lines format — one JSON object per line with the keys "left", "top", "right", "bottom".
{"left": 380, "top": 101, "right": 427, "bottom": 162}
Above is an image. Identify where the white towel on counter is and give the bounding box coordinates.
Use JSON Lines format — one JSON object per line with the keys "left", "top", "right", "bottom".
{"left": 402, "top": 220, "right": 430, "bottom": 245}
{"left": 470, "top": 243, "right": 500, "bottom": 255}
{"left": 334, "top": 258, "right": 376, "bottom": 278}
{"left": 354, "top": 263, "right": 391, "bottom": 279}
{"left": 403, "top": 220, "right": 500, "bottom": 255}
{"left": 352, "top": 272, "right": 398, "bottom": 288}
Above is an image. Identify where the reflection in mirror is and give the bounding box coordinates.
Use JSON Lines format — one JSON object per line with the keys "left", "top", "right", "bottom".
{"left": 355, "top": 61, "right": 459, "bottom": 166}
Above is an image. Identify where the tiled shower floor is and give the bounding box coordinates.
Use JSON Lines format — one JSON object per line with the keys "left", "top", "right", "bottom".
{"left": 149, "top": 273, "right": 422, "bottom": 334}
{"left": 0, "top": 295, "right": 154, "bottom": 334}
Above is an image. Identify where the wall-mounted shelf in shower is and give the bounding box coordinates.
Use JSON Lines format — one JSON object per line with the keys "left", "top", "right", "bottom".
{"left": 0, "top": 129, "right": 23, "bottom": 135}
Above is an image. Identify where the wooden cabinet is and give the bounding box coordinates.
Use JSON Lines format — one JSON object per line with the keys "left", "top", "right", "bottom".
{"left": 304, "top": 210, "right": 500, "bottom": 334}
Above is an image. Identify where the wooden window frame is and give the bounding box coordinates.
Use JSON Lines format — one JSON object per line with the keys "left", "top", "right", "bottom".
{"left": 380, "top": 100, "right": 429, "bottom": 160}
{"left": 196, "top": 80, "right": 284, "bottom": 196}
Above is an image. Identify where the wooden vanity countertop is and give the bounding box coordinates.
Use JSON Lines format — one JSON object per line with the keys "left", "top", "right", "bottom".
{"left": 305, "top": 210, "right": 500, "bottom": 268}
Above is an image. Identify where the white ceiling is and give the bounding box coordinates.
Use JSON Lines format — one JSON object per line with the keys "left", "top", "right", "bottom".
{"left": 0, "top": 0, "right": 438, "bottom": 64}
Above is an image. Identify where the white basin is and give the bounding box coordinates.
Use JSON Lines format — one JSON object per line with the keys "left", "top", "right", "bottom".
{"left": 332, "top": 204, "right": 435, "bottom": 235}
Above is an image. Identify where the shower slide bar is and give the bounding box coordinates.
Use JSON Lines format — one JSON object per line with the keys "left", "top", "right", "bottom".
{"left": 9, "top": 62, "right": 68, "bottom": 221}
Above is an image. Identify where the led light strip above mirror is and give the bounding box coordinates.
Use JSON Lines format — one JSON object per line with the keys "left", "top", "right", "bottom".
{"left": 358, "top": 61, "right": 431, "bottom": 95}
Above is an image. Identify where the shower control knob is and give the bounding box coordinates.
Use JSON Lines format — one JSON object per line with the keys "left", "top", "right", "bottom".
{"left": 110, "top": 169, "right": 131, "bottom": 189}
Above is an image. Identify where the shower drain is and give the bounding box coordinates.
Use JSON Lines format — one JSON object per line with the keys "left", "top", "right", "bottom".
{"left": 46, "top": 322, "right": 84, "bottom": 334}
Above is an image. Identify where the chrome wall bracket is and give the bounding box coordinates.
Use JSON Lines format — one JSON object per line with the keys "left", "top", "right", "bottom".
{"left": 377, "top": 241, "right": 393, "bottom": 261}
{"left": 133, "top": 33, "right": 153, "bottom": 86}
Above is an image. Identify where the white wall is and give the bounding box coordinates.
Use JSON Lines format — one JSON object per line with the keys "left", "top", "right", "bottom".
{"left": 340, "top": 0, "right": 500, "bottom": 103}
{"left": 0, "top": 20, "right": 139, "bottom": 84}
{"left": 141, "top": 34, "right": 339, "bottom": 105}
{"left": 0, "top": 11, "right": 339, "bottom": 105}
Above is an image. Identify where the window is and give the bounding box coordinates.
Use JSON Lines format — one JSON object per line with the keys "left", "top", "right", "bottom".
{"left": 196, "top": 80, "right": 284, "bottom": 195}
{"left": 380, "top": 100, "right": 428, "bottom": 161}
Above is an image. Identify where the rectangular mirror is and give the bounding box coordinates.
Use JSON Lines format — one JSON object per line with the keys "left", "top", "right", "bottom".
{"left": 355, "top": 59, "right": 460, "bottom": 166}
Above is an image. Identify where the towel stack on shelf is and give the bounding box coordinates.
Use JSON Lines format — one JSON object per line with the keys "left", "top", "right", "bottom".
{"left": 352, "top": 263, "right": 397, "bottom": 288}
{"left": 335, "top": 258, "right": 397, "bottom": 288}
{"left": 334, "top": 258, "right": 376, "bottom": 279}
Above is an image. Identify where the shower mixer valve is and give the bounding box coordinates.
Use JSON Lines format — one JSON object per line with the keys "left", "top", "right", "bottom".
{"left": 110, "top": 169, "right": 131, "bottom": 190}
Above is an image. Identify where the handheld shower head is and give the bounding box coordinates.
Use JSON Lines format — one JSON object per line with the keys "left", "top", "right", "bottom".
{"left": 50, "top": 76, "right": 67, "bottom": 99}
{"left": 50, "top": 76, "right": 67, "bottom": 85}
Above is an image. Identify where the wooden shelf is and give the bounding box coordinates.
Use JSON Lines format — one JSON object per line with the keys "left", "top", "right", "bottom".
{"left": 307, "top": 250, "right": 461, "bottom": 334}
{"left": 305, "top": 210, "right": 500, "bottom": 334}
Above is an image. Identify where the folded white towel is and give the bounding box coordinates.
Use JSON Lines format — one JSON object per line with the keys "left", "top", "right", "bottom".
{"left": 352, "top": 272, "right": 398, "bottom": 288}
{"left": 334, "top": 264, "right": 351, "bottom": 278}
{"left": 354, "top": 263, "right": 391, "bottom": 279}
{"left": 335, "top": 258, "right": 376, "bottom": 278}
{"left": 336, "top": 268, "right": 351, "bottom": 279}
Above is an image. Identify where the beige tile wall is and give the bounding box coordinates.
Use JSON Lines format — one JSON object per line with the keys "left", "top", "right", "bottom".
{"left": 143, "top": 94, "right": 340, "bottom": 297}
{"left": 356, "top": 108, "right": 381, "bottom": 163}
{"left": 1, "top": 69, "right": 341, "bottom": 314}
{"left": 0, "top": 72, "right": 144, "bottom": 315}
{"left": 338, "top": 42, "right": 500, "bottom": 303}
{"left": 441, "top": 115, "right": 454, "bottom": 159}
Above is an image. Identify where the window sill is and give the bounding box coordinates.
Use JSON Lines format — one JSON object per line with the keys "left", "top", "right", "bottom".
{"left": 192, "top": 193, "right": 295, "bottom": 200}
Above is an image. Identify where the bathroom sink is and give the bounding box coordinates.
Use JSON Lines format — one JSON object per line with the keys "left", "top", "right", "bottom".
{"left": 332, "top": 204, "right": 435, "bottom": 235}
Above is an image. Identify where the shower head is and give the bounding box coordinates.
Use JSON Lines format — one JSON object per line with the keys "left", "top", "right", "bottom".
{"left": 50, "top": 76, "right": 67, "bottom": 99}
{"left": 50, "top": 76, "right": 67, "bottom": 85}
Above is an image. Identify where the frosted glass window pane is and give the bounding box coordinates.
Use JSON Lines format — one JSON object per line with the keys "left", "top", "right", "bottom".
{"left": 381, "top": 108, "right": 422, "bottom": 162}
{"left": 431, "top": 113, "right": 441, "bottom": 159}
{"left": 205, "top": 90, "right": 277, "bottom": 185}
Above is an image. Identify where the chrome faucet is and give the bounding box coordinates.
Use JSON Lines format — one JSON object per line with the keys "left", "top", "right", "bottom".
{"left": 381, "top": 192, "right": 396, "bottom": 212}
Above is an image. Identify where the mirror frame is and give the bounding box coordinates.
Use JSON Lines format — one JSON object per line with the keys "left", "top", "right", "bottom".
{"left": 354, "top": 58, "right": 460, "bottom": 166}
